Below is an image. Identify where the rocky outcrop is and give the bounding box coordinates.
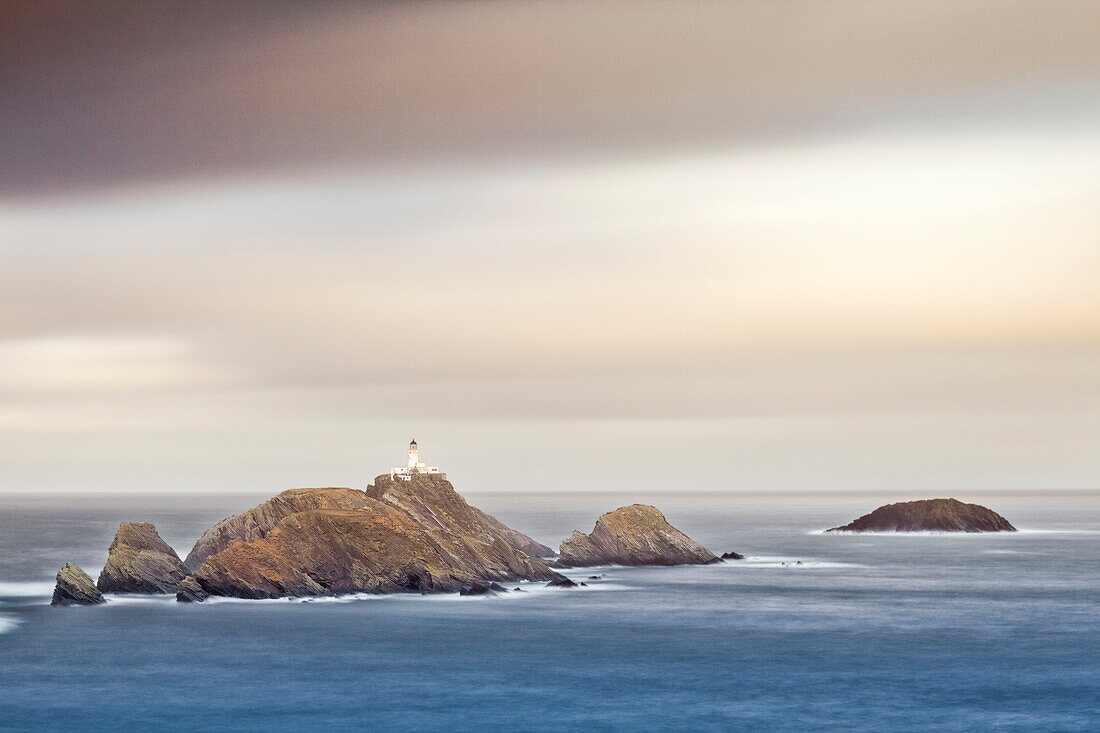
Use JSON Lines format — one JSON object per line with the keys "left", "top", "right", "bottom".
{"left": 556, "top": 504, "right": 718, "bottom": 567}
{"left": 183, "top": 476, "right": 563, "bottom": 600}
{"left": 826, "top": 498, "right": 1017, "bottom": 533}
{"left": 175, "top": 576, "right": 209, "bottom": 603}
{"left": 184, "top": 488, "right": 377, "bottom": 570}
{"left": 97, "top": 522, "right": 190, "bottom": 594}
{"left": 460, "top": 581, "right": 510, "bottom": 596}
{"left": 721, "top": 551, "right": 745, "bottom": 560}
{"left": 52, "top": 563, "right": 105, "bottom": 606}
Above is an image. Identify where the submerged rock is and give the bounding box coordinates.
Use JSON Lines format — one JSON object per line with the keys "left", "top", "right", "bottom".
{"left": 460, "top": 581, "right": 510, "bottom": 596}
{"left": 556, "top": 504, "right": 718, "bottom": 567}
{"left": 52, "top": 563, "right": 105, "bottom": 606}
{"left": 826, "top": 498, "right": 1017, "bottom": 533}
{"left": 97, "top": 522, "right": 190, "bottom": 594}
{"left": 460, "top": 581, "right": 492, "bottom": 596}
{"left": 546, "top": 576, "right": 578, "bottom": 588}
{"left": 720, "top": 551, "right": 745, "bottom": 560}
{"left": 182, "top": 475, "right": 564, "bottom": 601}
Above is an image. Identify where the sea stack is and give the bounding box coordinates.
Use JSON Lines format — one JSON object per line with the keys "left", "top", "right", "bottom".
{"left": 97, "top": 522, "right": 190, "bottom": 593}
{"left": 827, "top": 498, "right": 1017, "bottom": 533}
{"left": 556, "top": 504, "right": 718, "bottom": 567}
{"left": 52, "top": 563, "right": 106, "bottom": 606}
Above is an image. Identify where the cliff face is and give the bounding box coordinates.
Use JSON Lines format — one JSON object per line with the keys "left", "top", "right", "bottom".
{"left": 183, "top": 488, "right": 376, "bottom": 570}
{"left": 826, "top": 498, "right": 1017, "bottom": 533}
{"left": 97, "top": 522, "right": 190, "bottom": 594}
{"left": 183, "top": 476, "right": 562, "bottom": 600}
{"left": 366, "top": 474, "right": 554, "bottom": 559}
{"left": 52, "top": 562, "right": 106, "bottom": 606}
{"left": 557, "top": 504, "right": 718, "bottom": 567}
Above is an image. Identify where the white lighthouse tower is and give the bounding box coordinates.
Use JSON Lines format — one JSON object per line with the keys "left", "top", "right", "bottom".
{"left": 390, "top": 439, "right": 445, "bottom": 481}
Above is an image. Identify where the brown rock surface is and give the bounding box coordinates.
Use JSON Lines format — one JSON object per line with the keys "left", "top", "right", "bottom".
{"left": 556, "top": 504, "right": 718, "bottom": 567}
{"left": 175, "top": 575, "right": 209, "bottom": 603}
{"left": 826, "top": 498, "right": 1017, "bottom": 533}
{"left": 366, "top": 474, "right": 554, "bottom": 558}
{"left": 183, "top": 488, "right": 376, "bottom": 570}
{"left": 97, "top": 522, "right": 189, "bottom": 594}
{"left": 52, "top": 562, "right": 106, "bottom": 606}
{"left": 183, "top": 475, "right": 563, "bottom": 600}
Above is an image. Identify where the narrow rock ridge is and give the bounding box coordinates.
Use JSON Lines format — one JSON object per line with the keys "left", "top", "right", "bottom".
{"left": 826, "top": 498, "right": 1017, "bottom": 533}
{"left": 183, "top": 488, "right": 377, "bottom": 571}
{"left": 366, "top": 473, "right": 554, "bottom": 560}
{"left": 52, "top": 563, "right": 105, "bottom": 606}
{"left": 556, "top": 504, "right": 718, "bottom": 567}
{"left": 97, "top": 522, "right": 190, "bottom": 594}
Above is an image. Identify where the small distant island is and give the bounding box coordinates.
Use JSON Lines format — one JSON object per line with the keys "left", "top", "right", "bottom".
{"left": 827, "top": 498, "right": 1016, "bottom": 533}
{"left": 52, "top": 441, "right": 734, "bottom": 605}
{"left": 556, "top": 504, "right": 718, "bottom": 567}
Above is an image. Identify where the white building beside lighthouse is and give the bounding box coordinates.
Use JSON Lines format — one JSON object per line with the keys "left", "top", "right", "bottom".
{"left": 390, "top": 439, "right": 445, "bottom": 481}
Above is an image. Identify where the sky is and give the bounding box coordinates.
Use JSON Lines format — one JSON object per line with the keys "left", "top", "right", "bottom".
{"left": 2, "top": 0, "right": 1099, "bottom": 494}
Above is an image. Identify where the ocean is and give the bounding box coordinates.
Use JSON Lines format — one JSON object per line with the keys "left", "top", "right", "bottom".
{"left": 1, "top": 490, "right": 1098, "bottom": 732}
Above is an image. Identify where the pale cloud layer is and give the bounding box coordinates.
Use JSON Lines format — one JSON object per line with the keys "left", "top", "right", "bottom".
{"left": 2, "top": 2, "right": 1099, "bottom": 492}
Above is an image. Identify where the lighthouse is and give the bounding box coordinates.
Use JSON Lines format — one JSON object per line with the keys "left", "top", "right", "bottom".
{"left": 390, "top": 439, "right": 445, "bottom": 481}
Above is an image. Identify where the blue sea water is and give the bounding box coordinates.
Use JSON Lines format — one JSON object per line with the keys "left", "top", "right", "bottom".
{"left": 1, "top": 490, "right": 1099, "bottom": 732}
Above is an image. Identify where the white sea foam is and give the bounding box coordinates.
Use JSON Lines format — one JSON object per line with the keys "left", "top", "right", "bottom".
{"left": 813, "top": 529, "right": 1018, "bottom": 537}
{"left": 1015, "top": 528, "right": 1100, "bottom": 535}
{"left": 718, "top": 556, "right": 865, "bottom": 569}
{"left": 0, "top": 581, "right": 55, "bottom": 597}
{"left": 0, "top": 614, "right": 21, "bottom": 634}
{"left": 101, "top": 594, "right": 177, "bottom": 605}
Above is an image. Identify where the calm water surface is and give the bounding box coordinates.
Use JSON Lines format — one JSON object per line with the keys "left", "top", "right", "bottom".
{"left": 1, "top": 490, "right": 1098, "bottom": 731}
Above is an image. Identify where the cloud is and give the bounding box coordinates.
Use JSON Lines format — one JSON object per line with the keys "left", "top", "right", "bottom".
{"left": 0, "top": 335, "right": 231, "bottom": 394}
{"left": 3, "top": 0, "right": 1099, "bottom": 195}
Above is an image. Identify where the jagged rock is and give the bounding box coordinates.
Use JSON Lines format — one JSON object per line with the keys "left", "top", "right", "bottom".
{"left": 460, "top": 581, "right": 509, "bottom": 596}
{"left": 97, "top": 522, "right": 190, "bottom": 594}
{"left": 546, "top": 576, "right": 578, "bottom": 588}
{"left": 826, "top": 498, "right": 1017, "bottom": 533}
{"left": 721, "top": 551, "right": 745, "bottom": 560}
{"left": 176, "top": 576, "right": 209, "bottom": 603}
{"left": 556, "top": 504, "right": 718, "bottom": 567}
{"left": 460, "top": 581, "right": 492, "bottom": 596}
{"left": 588, "top": 575, "right": 602, "bottom": 580}
{"left": 52, "top": 563, "right": 105, "bottom": 606}
{"left": 184, "top": 488, "right": 377, "bottom": 571}
{"left": 183, "top": 476, "right": 564, "bottom": 600}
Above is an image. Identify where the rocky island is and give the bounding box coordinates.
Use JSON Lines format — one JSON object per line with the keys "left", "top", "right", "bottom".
{"left": 179, "top": 473, "right": 563, "bottom": 600}
{"left": 556, "top": 504, "right": 718, "bottom": 567}
{"left": 51, "top": 443, "right": 736, "bottom": 605}
{"left": 827, "top": 498, "right": 1016, "bottom": 533}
